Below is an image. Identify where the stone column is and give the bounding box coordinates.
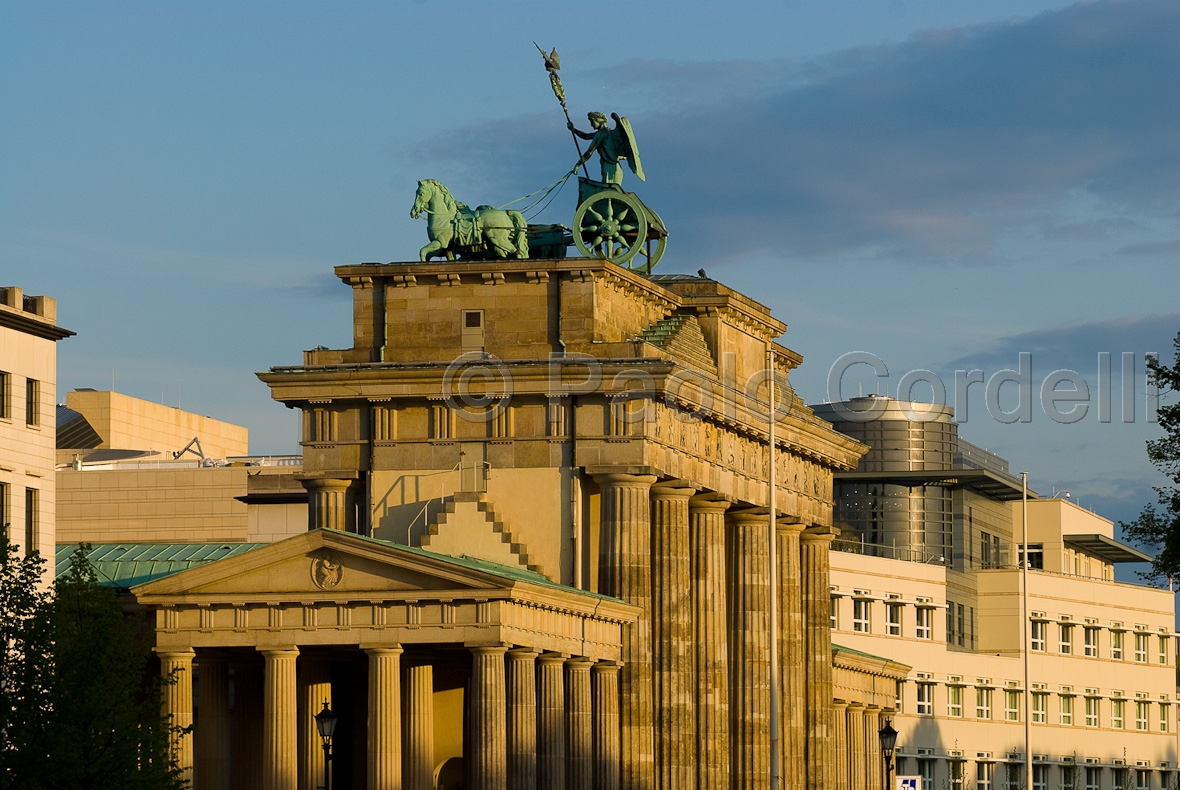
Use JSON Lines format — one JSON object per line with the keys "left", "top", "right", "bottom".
{"left": 403, "top": 661, "right": 435, "bottom": 790}
{"left": 594, "top": 472, "right": 657, "bottom": 790}
{"left": 232, "top": 658, "right": 264, "bottom": 790}
{"left": 726, "top": 509, "right": 772, "bottom": 790}
{"left": 865, "top": 707, "right": 882, "bottom": 790}
{"left": 847, "top": 703, "right": 865, "bottom": 790}
{"left": 592, "top": 662, "right": 622, "bottom": 790}
{"left": 537, "top": 652, "right": 567, "bottom": 790}
{"left": 298, "top": 659, "right": 332, "bottom": 790}
{"left": 650, "top": 483, "right": 696, "bottom": 790}
{"left": 689, "top": 495, "right": 730, "bottom": 790}
{"left": 195, "top": 651, "right": 231, "bottom": 790}
{"left": 303, "top": 477, "right": 354, "bottom": 531}
{"left": 261, "top": 647, "right": 300, "bottom": 790}
{"left": 470, "top": 645, "right": 508, "bottom": 790}
{"left": 506, "top": 649, "right": 538, "bottom": 790}
{"left": 158, "top": 649, "right": 196, "bottom": 786}
{"left": 365, "top": 647, "right": 403, "bottom": 790}
{"left": 832, "top": 701, "right": 849, "bottom": 790}
{"left": 800, "top": 527, "right": 836, "bottom": 790}
{"left": 566, "top": 657, "right": 595, "bottom": 790}
{"left": 776, "top": 520, "right": 807, "bottom": 790}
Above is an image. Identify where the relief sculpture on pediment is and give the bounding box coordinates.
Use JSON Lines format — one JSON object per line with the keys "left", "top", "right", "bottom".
{"left": 311, "top": 550, "right": 344, "bottom": 590}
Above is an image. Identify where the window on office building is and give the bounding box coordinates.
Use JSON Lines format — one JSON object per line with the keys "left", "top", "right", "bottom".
{"left": 957, "top": 604, "right": 966, "bottom": 647}
{"left": 1112, "top": 631, "right": 1124, "bottom": 660}
{"left": 1033, "top": 765, "right": 1047, "bottom": 790}
{"left": 25, "top": 378, "right": 39, "bottom": 426}
{"left": 917, "top": 683, "right": 933, "bottom": 715}
{"left": 886, "top": 602, "right": 902, "bottom": 636}
{"left": 830, "top": 596, "right": 839, "bottom": 629}
{"left": 1112, "top": 699, "right": 1125, "bottom": 729}
{"left": 919, "top": 759, "right": 935, "bottom": 790}
{"left": 1113, "top": 768, "right": 1129, "bottom": 790}
{"left": 1085, "top": 767, "right": 1100, "bottom": 790}
{"left": 950, "top": 760, "right": 965, "bottom": 790}
{"left": 1005, "top": 764, "right": 1021, "bottom": 790}
{"left": 1159, "top": 636, "right": 1169, "bottom": 665}
{"left": 976, "top": 687, "right": 992, "bottom": 720}
{"left": 1084, "top": 627, "right": 1099, "bottom": 657}
{"left": 947, "top": 603, "right": 956, "bottom": 645}
{"left": 1085, "top": 696, "right": 1099, "bottom": 727}
{"left": 1135, "top": 769, "right": 1150, "bottom": 790}
{"left": 1135, "top": 633, "right": 1148, "bottom": 663}
{"left": 0, "top": 482, "right": 7, "bottom": 542}
{"left": 1136, "top": 701, "right": 1149, "bottom": 731}
{"left": 916, "top": 607, "right": 932, "bottom": 640}
{"left": 1031, "top": 621, "right": 1046, "bottom": 652}
{"left": 1161, "top": 702, "right": 1171, "bottom": 733}
{"left": 23, "top": 488, "right": 38, "bottom": 556}
{"left": 1005, "top": 690, "right": 1020, "bottom": 722}
{"left": 1060, "top": 624, "right": 1073, "bottom": 654}
{"left": 895, "top": 681, "right": 904, "bottom": 713}
{"left": 948, "top": 685, "right": 963, "bottom": 717}
{"left": 0, "top": 370, "right": 9, "bottom": 419}
{"left": 1059, "top": 766, "right": 1076, "bottom": 790}
{"left": 977, "top": 762, "right": 994, "bottom": 790}
{"left": 1032, "top": 692, "right": 1047, "bottom": 723}
{"left": 1059, "top": 694, "right": 1073, "bottom": 725}
{"left": 853, "top": 599, "right": 871, "bottom": 633}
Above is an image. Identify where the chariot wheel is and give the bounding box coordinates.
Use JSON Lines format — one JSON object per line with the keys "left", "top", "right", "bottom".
{"left": 573, "top": 190, "right": 648, "bottom": 267}
{"left": 629, "top": 207, "right": 666, "bottom": 272}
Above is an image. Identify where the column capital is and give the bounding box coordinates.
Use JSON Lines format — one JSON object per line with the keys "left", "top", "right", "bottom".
{"left": 590, "top": 660, "right": 621, "bottom": 675}
{"left": 833, "top": 699, "right": 850, "bottom": 710}
{"left": 565, "top": 655, "right": 595, "bottom": 668}
{"left": 155, "top": 647, "right": 196, "bottom": 661}
{"left": 506, "top": 646, "right": 540, "bottom": 660}
{"left": 801, "top": 525, "right": 839, "bottom": 544}
{"left": 537, "top": 650, "right": 570, "bottom": 664}
{"left": 591, "top": 471, "right": 658, "bottom": 488}
{"left": 775, "top": 517, "right": 807, "bottom": 534}
{"left": 846, "top": 701, "right": 866, "bottom": 710}
{"left": 470, "top": 644, "right": 510, "bottom": 658}
{"left": 689, "top": 493, "right": 732, "bottom": 513}
{"left": 650, "top": 481, "right": 699, "bottom": 500}
{"left": 362, "top": 644, "right": 404, "bottom": 657}
{"left": 257, "top": 646, "right": 300, "bottom": 659}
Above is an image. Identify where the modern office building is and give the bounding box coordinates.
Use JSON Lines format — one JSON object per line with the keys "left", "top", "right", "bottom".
{"left": 0, "top": 285, "right": 73, "bottom": 577}
{"left": 814, "top": 396, "right": 1177, "bottom": 790}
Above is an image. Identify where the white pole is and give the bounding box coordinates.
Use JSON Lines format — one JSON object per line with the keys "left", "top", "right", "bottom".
{"left": 1022, "top": 471, "right": 1031, "bottom": 790}
{"left": 768, "top": 345, "right": 781, "bottom": 790}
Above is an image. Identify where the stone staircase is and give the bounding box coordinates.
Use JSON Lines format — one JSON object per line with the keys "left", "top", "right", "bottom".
{"left": 419, "top": 492, "right": 543, "bottom": 576}
{"left": 638, "top": 313, "right": 718, "bottom": 377}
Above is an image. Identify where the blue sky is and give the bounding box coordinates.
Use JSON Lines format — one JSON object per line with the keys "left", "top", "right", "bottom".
{"left": 2, "top": 1, "right": 1177, "bottom": 543}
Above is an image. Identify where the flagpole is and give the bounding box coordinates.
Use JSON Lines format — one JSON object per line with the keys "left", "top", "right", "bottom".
{"left": 1022, "top": 471, "right": 1032, "bottom": 790}
{"left": 768, "top": 344, "right": 782, "bottom": 790}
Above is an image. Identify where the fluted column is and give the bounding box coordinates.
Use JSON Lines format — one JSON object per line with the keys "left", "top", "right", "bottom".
{"left": 538, "top": 652, "right": 567, "bottom": 789}
{"left": 303, "top": 477, "right": 354, "bottom": 531}
{"left": 298, "top": 659, "right": 331, "bottom": 790}
{"left": 403, "top": 661, "right": 434, "bottom": 790}
{"left": 158, "top": 648, "right": 195, "bottom": 786}
{"left": 470, "top": 645, "right": 508, "bottom": 790}
{"left": 832, "top": 701, "right": 849, "bottom": 790}
{"left": 196, "top": 652, "right": 231, "bottom": 790}
{"left": 650, "top": 484, "right": 696, "bottom": 790}
{"left": 595, "top": 472, "right": 657, "bottom": 790}
{"left": 865, "top": 707, "right": 882, "bottom": 790}
{"left": 848, "top": 703, "right": 866, "bottom": 790}
{"left": 592, "top": 662, "right": 622, "bottom": 790}
{"left": 566, "top": 657, "right": 595, "bottom": 790}
{"left": 727, "top": 509, "right": 772, "bottom": 790}
{"left": 800, "top": 527, "right": 836, "bottom": 790}
{"left": 366, "top": 646, "right": 403, "bottom": 790}
{"left": 261, "top": 647, "right": 300, "bottom": 790}
{"left": 689, "top": 495, "right": 731, "bottom": 790}
{"left": 776, "top": 520, "right": 807, "bottom": 789}
{"left": 232, "top": 658, "right": 264, "bottom": 790}
{"left": 506, "top": 649, "right": 538, "bottom": 790}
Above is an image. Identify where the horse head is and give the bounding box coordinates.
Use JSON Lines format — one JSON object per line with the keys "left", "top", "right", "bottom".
{"left": 410, "top": 180, "right": 429, "bottom": 219}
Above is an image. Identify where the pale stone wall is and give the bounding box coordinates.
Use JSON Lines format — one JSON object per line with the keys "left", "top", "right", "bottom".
{"left": 64, "top": 390, "right": 249, "bottom": 458}
{"left": 0, "top": 287, "right": 68, "bottom": 578}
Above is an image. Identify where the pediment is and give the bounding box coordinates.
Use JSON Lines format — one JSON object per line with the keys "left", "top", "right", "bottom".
{"left": 133, "top": 530, "right": 519, "bottom": 600}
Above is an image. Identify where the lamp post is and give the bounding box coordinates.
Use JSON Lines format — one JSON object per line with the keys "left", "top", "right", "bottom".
{"left": 314, "top": 700, "right": 338, "bottom": 790}
{"left": 878, "top": 716, "right": 898, "bottom": 790}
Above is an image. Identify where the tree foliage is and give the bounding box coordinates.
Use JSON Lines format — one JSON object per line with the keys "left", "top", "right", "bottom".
{"left": 1121, "top": 332, "right": 1180, "bottom": 584}
{"left": 0, "top": 540, "right": 187, "bottom": 790}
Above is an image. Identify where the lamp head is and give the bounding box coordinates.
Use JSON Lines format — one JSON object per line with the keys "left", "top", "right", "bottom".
{"left": 315, "top": 700, "right": 338, "bottom": 743}
{"left": 878, "top": 717, "right": 899, "bottom": 758}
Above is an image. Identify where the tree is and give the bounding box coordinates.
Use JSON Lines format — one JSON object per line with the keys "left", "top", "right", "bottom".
{"left": 0, "top": 541, "right": 187, "bottom": 790}
{"left": 1121, "top": 332, "right": 1180, "bottom": 585}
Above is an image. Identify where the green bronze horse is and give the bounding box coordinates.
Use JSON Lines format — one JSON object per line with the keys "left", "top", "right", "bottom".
{"left": 410, "top": 180, "right": 529, "bottom": 261}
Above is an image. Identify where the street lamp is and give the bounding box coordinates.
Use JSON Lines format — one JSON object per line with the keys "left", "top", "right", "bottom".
{"left": 314, "top": 700, "right": 337, "bottom": 790}
{"left": 879, "top": 716, "right": 899, "bottom": 790}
